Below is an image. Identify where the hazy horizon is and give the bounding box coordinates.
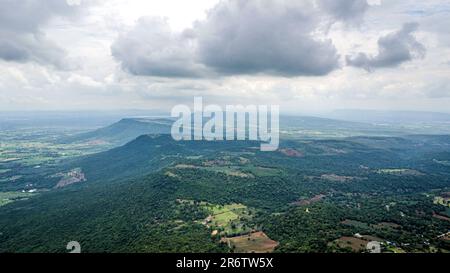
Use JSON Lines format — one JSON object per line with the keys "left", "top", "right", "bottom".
{"left": 2, "top": 108, "right": 450, "bottom": 117}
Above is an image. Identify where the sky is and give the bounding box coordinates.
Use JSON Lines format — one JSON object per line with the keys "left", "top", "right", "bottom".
{"left": 0, "top": 0, "right": 449, "bottom": 114}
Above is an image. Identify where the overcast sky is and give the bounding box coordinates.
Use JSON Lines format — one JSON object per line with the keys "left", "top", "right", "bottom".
{"left": 0, "top": 0, "right": 449, "bottom": 114}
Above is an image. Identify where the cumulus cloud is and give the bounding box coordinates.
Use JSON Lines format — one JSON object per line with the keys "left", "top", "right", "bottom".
{"left": 112, "top": 0, "right": 341, "bottom": 78}
{"left": 0, "top": 31, "right": 70, "bottom": 67}
{"left": 0, "top": 0, "right": 86, "bottom": 68}
{"left": 195, "top": 0, "right": 339, "bottom": 76}
{"left": 317, "top": 0, "right": 369, "bottom": 23}
{"left": 111, "top": 17, "right": 205, "bottom": 78}
{"left": 346, "top": 22, "right": 426, "bottom": 71}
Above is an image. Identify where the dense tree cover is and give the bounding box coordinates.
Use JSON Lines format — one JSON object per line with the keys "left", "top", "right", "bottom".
{"left": 258, "top": 195, "right": 450, "bottom": 253}
{"left": 0, "top": 134, "right": 450, "bottom": 252}
{"left": 0, "top": 173, "right": 225, "bottom": 253}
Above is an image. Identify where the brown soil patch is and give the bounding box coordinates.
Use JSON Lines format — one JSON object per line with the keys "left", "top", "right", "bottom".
{"left": 433, "top": 212, "right": 450, "bottom": 222}
{"left": 55, "top": 169, "right": 86, "bottom": 188}
{"left": 280, "top": 148, "right": 303, "bottom": 157}
{"left": 320, "top": 174, "right": 360, "bottom": 182}
{"left": 293, "top": 194, "right": 326, "bottom": 206}
{"left": 174, "top": 164, "right": 198, "bottom": 169}
{"left": 222, "top": 232, "right": 279, "bottom": 253}
{"left": 334, "top": 237, "right": 368, "bottom": 252}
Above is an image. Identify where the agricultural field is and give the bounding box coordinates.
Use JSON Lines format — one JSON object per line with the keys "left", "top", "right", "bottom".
{"left": 0, "top": 128, "right": 109, "bottom": 192}
{"left": 221, "top": 232, "right": 279, "bottom": 253}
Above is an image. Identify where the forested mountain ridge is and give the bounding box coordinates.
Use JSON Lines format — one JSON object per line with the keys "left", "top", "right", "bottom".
{"left": 0, "top": 133, "right": 449, "bottom": 253}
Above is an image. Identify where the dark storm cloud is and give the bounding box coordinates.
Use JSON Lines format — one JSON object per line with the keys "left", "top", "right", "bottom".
{"left": 111, "top": 0, "right": 341, "bottom": 78}
{"left": 317, "top": 0, "right": 369, "bottom": 22}
{"left": 346, "top": 22, "right": 426, "bottom": 71}
{"left": 0, "top": 0, "right": 84, "bottom": 67}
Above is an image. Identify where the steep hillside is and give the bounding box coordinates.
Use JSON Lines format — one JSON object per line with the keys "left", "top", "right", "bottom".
{"left": 60, "top": 118, "right": 173, "bottom": 145}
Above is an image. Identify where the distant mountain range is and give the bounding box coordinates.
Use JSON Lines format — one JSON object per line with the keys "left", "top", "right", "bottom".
{"left": 326, "top": 110, "right": 450, "bottom": 124}
{"left": 0, "top": 110, "right": 166, "bottom": 130}
{"left": 59, "top": 112, "right": 450, "bottom": 147}
{"left": 60, "top": 115, "right": 370, "bottom": 146}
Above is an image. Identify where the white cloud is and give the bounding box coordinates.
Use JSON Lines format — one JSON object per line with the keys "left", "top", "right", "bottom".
{"left": 0, "top": 0, "right": 449, "bottom": 113}
{"left": 111, "top": 17, "right": 205, "bottom": 77}
{"left": 0, "top": 0, "right": 92, "bottom": 68}
{"left": 346, "top": 22, "right": 426, "bottom": 70}
{"left": 112, "top": 0, "right": 341, "bottom": 77}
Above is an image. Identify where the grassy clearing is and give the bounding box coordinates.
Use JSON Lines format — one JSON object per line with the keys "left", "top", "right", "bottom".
{"left": 376, "top": 169, "right": 424, "bottom": 176}
{"left": 332, "top": 236, "right": 369, "bottom": 252}
{"left": 202, "top": 203, "right": 253, "bottom": 237}
{"left": 434, "top": 196, "right": 450, "bottom": 207}
{"left": 0, "top": 191, "right": 36, "bottom": 207}
{"left": 207, "top": 166, "right": 254, "bottom": 178}
{"left": 386, "top": 246, "right": 406, "bottom": 253}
